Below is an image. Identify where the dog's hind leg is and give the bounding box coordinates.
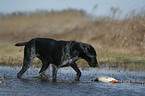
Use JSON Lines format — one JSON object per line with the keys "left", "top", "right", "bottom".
{"left": 17, "top": 46, "right": 36, "bottom": 78}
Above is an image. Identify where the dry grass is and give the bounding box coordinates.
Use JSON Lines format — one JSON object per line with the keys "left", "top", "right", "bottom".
{"left": 0, "top": 9, "right": 145, "bottom": 66}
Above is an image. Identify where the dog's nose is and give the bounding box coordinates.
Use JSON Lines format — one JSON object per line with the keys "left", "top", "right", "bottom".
{"left": 91, "top": 63, "right": 98, "bottom": 67}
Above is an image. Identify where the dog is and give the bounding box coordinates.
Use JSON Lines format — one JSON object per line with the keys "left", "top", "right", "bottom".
{"left": 15, "top": 38, "right": 99, "bottom": 81}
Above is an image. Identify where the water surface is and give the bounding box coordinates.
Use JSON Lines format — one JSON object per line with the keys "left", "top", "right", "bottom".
{"left": 0, "top": 64, "right": 145, "bottom": 96}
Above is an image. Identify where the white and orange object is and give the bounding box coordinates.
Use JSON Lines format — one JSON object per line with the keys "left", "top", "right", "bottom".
{"left": 93, "top": 76, "right": 118, "bottom": 83}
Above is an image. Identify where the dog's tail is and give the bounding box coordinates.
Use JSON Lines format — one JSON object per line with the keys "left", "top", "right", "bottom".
{"left": 15, "top": 42, "right": 27, "bottom": 46}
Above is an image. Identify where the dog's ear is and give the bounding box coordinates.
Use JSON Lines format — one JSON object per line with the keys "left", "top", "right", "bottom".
{"left": 84, "top": 45, "right": 91, "bottom": 54}
{"left": 84, "top": 47, "right": 88, "bottom": 54}
{"left": 71, "top": 42, "right": 91, "bottom": 56}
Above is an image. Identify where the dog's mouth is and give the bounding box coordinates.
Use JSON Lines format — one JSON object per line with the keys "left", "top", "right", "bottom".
{"left": 89, "top": 62, "right": 98, "bottom": 67}
{"left": 88, "top": 59, "right": 99, "bottom": 67}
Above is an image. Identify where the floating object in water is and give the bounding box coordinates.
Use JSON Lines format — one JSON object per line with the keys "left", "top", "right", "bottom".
{"left": 92, "top": 76, "right": 118, "bottom": 83}
{"left": 0, "top": 77, "right": 4, "bottom": 84}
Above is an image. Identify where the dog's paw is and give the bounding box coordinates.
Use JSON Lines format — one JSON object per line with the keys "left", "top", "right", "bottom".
{"left": 17, "top": 74, "right": 22, "bottom": 79}
{"left": 75, "top": 77, "right": 80, "bottom": 81}
{"left": 34, "top": 74, "right": 49, "bottom": 81}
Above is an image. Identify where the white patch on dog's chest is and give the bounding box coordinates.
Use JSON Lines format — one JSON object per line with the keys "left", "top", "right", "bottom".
{"left": 59, "top": 43, "right": 79, "bottom": 67}
{"left": 61, "top": 57, "right": 79, "bottom": 66}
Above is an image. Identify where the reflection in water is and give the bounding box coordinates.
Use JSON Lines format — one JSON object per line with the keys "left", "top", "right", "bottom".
{"left": 0, "top": 65, "right": 145, "bottom": 96}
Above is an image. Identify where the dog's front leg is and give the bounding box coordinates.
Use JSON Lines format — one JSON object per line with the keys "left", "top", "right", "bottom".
{"left": 71, "top": 63, "right": 81, "bottom": 81}
{"left": 52, "top": 65, "right": 58, "bottom": 82}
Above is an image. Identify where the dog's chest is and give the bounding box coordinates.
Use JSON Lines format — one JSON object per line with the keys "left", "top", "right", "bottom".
{"left": 60, "top": 44, "right": 78, "bottom": 67}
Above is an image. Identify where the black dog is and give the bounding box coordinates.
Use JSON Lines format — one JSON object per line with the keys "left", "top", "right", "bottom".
{"left": 15, "top": 38, "right": 98, "bottom": 81}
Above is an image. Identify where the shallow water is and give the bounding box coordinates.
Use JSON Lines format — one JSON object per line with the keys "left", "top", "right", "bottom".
{"left": 0, "top": 65, "right": 145, "bottom": 96}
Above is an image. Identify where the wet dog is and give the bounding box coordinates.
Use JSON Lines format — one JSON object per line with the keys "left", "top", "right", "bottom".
{"left": 15, "top": 38, "right": 98, "bottom": 81}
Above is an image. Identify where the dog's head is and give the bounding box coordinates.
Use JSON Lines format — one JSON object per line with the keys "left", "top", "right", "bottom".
{"left": 72, "top": 42, "right": 99, "bottom": 67}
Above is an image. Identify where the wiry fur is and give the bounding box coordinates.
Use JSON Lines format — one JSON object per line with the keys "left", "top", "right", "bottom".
{"left": 16, "top": 38, "right": 98, "bottom": 81}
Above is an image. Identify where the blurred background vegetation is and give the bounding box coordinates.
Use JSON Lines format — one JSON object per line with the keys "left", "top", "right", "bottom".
{"left": 0, "top": 7, "right": 145, "bottom": 66}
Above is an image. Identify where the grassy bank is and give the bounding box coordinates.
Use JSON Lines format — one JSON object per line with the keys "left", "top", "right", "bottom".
{"left": 0, "top": 41, "right": 144, "bottom": 67}
{"left": 0, "top": 9, "right": 145, "bottom": 66}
